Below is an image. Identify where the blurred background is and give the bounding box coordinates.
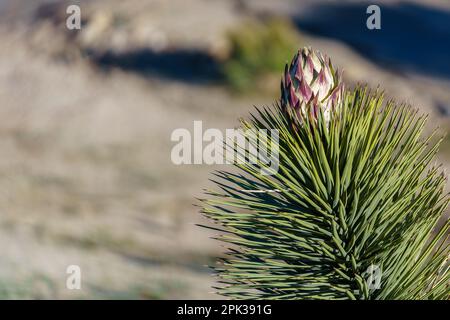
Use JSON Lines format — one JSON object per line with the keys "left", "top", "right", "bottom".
{"left": 0, "top": 0, "right": 449, "bottom": 299}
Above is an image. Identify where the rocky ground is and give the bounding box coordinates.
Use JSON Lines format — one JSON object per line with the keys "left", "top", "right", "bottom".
{"left": 0, "top": 0, "right": 448, "bottom": 298}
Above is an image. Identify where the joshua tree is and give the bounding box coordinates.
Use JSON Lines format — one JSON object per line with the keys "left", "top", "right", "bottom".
{"left": 200, "top": 48, "right": 449, "bottom": 299}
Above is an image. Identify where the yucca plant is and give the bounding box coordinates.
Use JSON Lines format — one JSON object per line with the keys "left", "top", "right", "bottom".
{"left": 200, "top": 47, "right": 449, "bottom": 299}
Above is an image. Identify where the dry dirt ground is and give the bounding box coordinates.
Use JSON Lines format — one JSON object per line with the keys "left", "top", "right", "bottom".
{"left": 0, "top": 0, "right": 448, "bottom": 299}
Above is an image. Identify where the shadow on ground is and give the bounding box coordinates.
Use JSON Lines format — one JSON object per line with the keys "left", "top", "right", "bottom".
{"left": 294, "top": 1, "right": 450, "bottom": 79}
{"left": 92, "top": 49, "right": 223, "bottom": 84}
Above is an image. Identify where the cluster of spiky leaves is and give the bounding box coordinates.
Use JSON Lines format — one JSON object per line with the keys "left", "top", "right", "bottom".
{"left": 200, "top": 87, "right": 449, "bottom": 299}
